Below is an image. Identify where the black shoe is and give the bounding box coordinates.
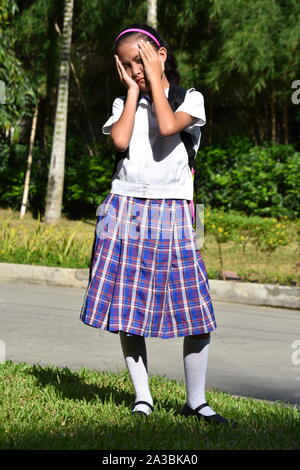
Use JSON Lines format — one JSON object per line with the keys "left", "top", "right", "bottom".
{"left": 181, "top": 402, "right": 236, "bottom": 427}
{"left": 131, "top": 400, "right": 154, "bottom": 417}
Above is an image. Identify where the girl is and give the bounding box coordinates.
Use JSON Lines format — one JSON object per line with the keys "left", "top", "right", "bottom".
{"left": 80, "top": 23, "right": 232, "bottom": 426}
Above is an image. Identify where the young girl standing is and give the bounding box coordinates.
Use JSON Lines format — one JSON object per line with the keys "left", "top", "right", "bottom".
{"left": 80, "top": 23, "right": 231, "bottom": 425}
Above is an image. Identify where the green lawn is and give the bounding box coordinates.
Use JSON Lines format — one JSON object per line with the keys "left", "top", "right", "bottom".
{"left": 0, "top": 361, "right": 299, "bottom": 450}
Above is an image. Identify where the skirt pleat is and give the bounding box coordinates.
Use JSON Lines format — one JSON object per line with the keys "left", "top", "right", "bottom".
{"left": 79, "top": 193, "right": 217, "bottom": 338}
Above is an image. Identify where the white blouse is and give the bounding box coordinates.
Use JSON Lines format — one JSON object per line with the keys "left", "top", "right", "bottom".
{"left": 102, "top": 87, "right": 206, "bottom": 200}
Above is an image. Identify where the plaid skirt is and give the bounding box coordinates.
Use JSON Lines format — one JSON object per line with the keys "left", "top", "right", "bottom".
{"left": 79, "top": 193, "right": 217, "bottom": 339}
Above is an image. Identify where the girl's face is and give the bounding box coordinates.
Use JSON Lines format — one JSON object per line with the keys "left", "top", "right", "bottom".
{"left": 116, "top": 38, "right": 159, "bottom": 92}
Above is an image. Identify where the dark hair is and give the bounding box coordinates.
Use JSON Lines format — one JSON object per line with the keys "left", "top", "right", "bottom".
{"left": 114, "top": 23, "right": 180, "bottom": 85}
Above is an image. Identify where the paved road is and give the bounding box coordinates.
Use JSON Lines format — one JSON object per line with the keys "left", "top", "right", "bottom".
{"left": 0, "top": 280, "right": 299, "bottom": 406}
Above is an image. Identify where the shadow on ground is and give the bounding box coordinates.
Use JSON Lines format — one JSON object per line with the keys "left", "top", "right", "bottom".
{"left": 1, "top": 364, "right": 299, "bottom": 451}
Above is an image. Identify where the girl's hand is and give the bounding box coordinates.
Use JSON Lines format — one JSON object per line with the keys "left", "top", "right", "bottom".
{"left": 137, "top": 39, "right": 164, "bottom": 85}
{"left": 114, "top": 55, "right": 139, "bottom": 92}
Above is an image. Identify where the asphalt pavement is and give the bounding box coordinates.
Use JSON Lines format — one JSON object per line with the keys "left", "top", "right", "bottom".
{"left": 0, "top": 280, "right": 299, "bottom": 407}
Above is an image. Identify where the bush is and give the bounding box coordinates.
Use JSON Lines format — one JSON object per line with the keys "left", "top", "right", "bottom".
{"left": 0, "top": 140, "right": 50, "bottom": 217}
{"left": 196, "top": 138, "right": 300, "bottom": 219}
{"left": 1, "top": 135, "right": 299, "bottom": 220}
{"left": 63, "top": 137, "right": 113, "bottom": 219}
{"left": 0, "top": 135, "right": 115, "bottom": 220}
{"left": 204, "top": 208, "right": 293, "bottom": 274}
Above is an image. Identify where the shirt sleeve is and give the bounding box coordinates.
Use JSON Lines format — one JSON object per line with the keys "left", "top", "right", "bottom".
{"left": 102, "top": 96, "right": 125, "bottom": 135}
{"left": 175, "top": 88, "right": 206, "bottom": 155}
{"left": 175, "top": 88, "right": 206, "bottom": 128}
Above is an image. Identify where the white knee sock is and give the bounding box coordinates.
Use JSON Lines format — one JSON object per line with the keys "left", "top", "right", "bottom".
{"left": 183, "top": 334, "right": 216, "bottom": 417}
{"left": 119, "top": 332, "right": 153, "bottom": 415}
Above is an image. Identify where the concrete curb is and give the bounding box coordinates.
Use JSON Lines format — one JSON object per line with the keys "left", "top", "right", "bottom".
{"left": 209, "top": 279, "right": 300, "bottom": 310}
{"left": 0, "top": 262, "right": 299, "bottom": 310}
{"left": 230, "top": 394, "right": 300, "bottom": 411}
{"left": 0, "top": 262, "right": 87, "bottom": 289}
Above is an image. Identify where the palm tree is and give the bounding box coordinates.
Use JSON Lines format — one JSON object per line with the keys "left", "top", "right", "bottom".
{"left": 44, "top": 0, "right": 74, "bottom": 224}
{"left": 147, "top": 0, "right": 157, "bottom": 28}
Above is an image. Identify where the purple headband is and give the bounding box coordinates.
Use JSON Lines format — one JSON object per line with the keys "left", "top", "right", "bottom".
{"left": 115, "top": 28, "right": 161, "bottom": 47}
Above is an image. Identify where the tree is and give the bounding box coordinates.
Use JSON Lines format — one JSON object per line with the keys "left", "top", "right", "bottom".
{"left": 0, "top": 0, "right": 35, "bottom": 139}
{"left": 44, "top": 0, "right": 74, "bottom": 224}
{"left": 205, "top": 0, "right": 300, "bottom": 143}
{"left": 147, "top": 0, "right": 157, "bottom": 28}
{"left": 19, "top": 102, "right": 39, "bottom": 219}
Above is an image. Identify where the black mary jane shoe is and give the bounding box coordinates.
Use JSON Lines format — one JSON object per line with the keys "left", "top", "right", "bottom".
{"left": 181, "top": 402, "right": 236, "bottom": 427}
{"left": 131, "top": 400, "right": 154, "bottom": 417}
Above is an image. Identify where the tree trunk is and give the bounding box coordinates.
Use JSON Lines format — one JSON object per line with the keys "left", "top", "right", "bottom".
{"left": 271, "top": 88, "right": 276, "bottom": 143}
{"left": 250, "top": 108, "right": 259, "bottom": 145}
{"left": 20, "top": 103, "right": 39, "bottom": 219}
{"left": 40, "top": 8, "right": 60, "bottom": 152}
{"left": 256, "top": 114, "right": 264, "bottom": 144}
{"left": 54, "top": 21, "right": 96, "bottom": 154}
{"left": 283, "top": 102, "right": 289, "bottom": 145}
{"left": 147, "top": 0, "right": 157, "bottom": 28}
{"left": 44, "top": 0, "right": 74, "bottom": 224}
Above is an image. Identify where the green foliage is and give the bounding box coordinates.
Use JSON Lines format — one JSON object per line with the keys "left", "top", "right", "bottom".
{"left": 0, "top": 142, "right": 27, "bottom": 207}
{"left": 63, "top": 136, "right": 114, "bottom": 219}
{"left": 0, "top": 214, "right": 93, "bottom": 268}
{"left": 159, "top": 0, "right": 300, "bottom": 144}
{"left": 78, "top": 0, "right": 147, "bottom": 41}
{"left": 250, "top": 217, "right": 291, "bottom": 257}
{"left": 196, "top": 139, "right": 300, "bottom": 219}
{"left": 1, "top": 206, "right": 299, "bottom": 285}
{"left": 204, "top": 207, "right": 245, "bottom": 271}
{"left": 1, "top": 136, "right": 299, "bottom": 220}
{"left": 207, "top": 0, "right": 300, "bottom": 93}
{"left": 204, "top": 207, "right": 294, "bottom": 274}
{"left": 1, "top": 0, "right": 300, "bottom": 221}
{"left": 204, "top": 208, "right": 243, "bottom": 244}
{"left": 0, "top": 0, "right": 36, "bottom": 132}
{"left": 0, "top": 132, "right": 116, "bottom": 219}
{"left": 0, "top": 139, "right": 50, "bottom": 216}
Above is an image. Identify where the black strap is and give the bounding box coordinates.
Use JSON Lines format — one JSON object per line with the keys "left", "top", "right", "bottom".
{"left": 112, "top": 149, "right": 127, "bottom": 176}
{"left": 168, "top": 82, "right": 186, "bottom": 111}
{"left": 168, "top": 84, "right": 198, "bottom": 203}
{"left": 193, "top": 402, "right": 210, "bottom": 413}
{"left": 133, "top": 401, "right": 154, "bottom": 411}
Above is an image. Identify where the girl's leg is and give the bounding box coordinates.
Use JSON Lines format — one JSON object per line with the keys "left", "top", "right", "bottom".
{"left": 119, "top": 331, "right": 153, "bottom": 415}
{"left": 183, "top": 333, "right": 216, "bottom": 416}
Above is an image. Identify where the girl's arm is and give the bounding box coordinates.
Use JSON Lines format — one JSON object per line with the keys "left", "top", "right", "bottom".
{"left": 110, "top": 88, "right": 139, "bottom": 151}
{"left": 138, "top": 40, "right": 195, "bottom": 137}
{"left": 110, "top": 56, "right": 140, "bottom": 152}
{"left": 150, "top": 80, "right": 194, "bottom": 136}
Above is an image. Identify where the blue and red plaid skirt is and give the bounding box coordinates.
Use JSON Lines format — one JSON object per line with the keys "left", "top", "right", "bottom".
{"left": 79, "top": 193, "right": 217, "bottom": 338}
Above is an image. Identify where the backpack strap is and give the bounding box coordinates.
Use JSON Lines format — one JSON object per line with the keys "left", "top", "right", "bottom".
{"left": 167, "top": 83, "right": 196, "bottom": 167}
{"left": 168, "top": 84, "right": 198, "bottom": 205}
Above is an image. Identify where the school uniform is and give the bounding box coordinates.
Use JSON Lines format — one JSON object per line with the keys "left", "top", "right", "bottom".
{"left": 79, "top": 87, "right": 217, "bottom": 339}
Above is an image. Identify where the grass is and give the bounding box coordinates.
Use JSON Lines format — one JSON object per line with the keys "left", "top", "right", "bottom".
{"left": 0, "top": 361, "right": 299, "bottom": 450}
{"left": 203, "top": 234, "right": 300, "bottom": 286}
{"left": 0, "top": 208, "right": 94, "bottom": 269}
{"left": 0, "top": 207, "right": 299, "bottom": 286}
